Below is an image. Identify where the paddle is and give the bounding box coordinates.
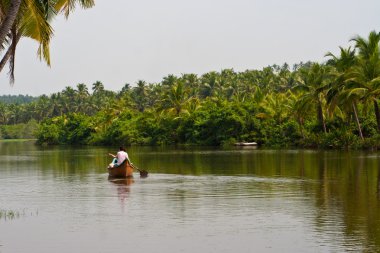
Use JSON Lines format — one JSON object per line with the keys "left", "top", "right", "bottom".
{"left": 128, "top": 159, "right": 148, "bottom": 178}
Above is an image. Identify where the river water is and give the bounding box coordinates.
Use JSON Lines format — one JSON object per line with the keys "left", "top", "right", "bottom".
{"left": 1, "top": 141, "right": 380, "bottom": 252}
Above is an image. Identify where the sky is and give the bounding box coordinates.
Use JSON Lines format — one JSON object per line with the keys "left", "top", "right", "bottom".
{"left": 0, "top": 0, "right": 379, "bottom": 96}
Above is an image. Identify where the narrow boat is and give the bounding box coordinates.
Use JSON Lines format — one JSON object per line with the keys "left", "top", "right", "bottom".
{"left": 234, "top": 142, "right": 258, "bottom": 146}
{"left": 107, "top": 159, "right": 134, "bottom": 178}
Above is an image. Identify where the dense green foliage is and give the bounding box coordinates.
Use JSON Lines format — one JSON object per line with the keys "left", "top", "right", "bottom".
{"left": 0, "top": 119, "right": 38, "bottom": 139}
{"left": 2, "top": 31, "right": 380, "bottom": 149}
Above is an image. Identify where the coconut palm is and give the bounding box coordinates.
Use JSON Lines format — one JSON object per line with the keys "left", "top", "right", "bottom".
{"left": 131, "top": 80, "right": 147, "bottom": 112}
{"left": 0, "top": 0, "right": 54, "bottom": 82}
{"left": 326, "top": 46, "right": 365, "bottom": 140}
{"left": 0, "top": 0, "right": 22, "bottom": 48}
{"left": 0, "top": 0, "right": 94, "bottom": 82}
{"left": 76, "top": 83, "right": 90, "bottom": 113}
{"left": 256, "top": 91, "right": 292, "bottom": 124}
{"left": 294, "top": 63, "right": 332, "bottom": 133}
{"left": 348, "top": 31, "right": 380, "bottom": 132}
{"left": 162, "top": 80, "right": 190, "bottom": 116}
{"left": 54, "top": 0, "right": 94, "bottom": 18}
{"left": 199, "top": 71, "right": 221, "bottom": 98}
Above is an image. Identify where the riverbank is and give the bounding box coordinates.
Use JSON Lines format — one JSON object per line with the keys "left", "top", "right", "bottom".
{"left": 0, "top": 139, "right": 36, "bottom": 142}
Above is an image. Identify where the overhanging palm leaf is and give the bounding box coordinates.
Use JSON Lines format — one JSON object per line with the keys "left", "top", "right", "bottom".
{"left": 55, "top": 0, "right": 94, "bottom": 18}
{"left": 19, "top": 0, "right": 54, "bottom": 64}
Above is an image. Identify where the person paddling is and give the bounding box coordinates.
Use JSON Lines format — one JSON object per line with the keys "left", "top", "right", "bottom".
{"left": 108, "top": 147, "right": 129, "bottom": 168}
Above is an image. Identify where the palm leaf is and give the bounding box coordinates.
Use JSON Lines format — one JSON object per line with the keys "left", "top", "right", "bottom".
{"left": 19, "top": 0, "right": 54, "bottom": 65}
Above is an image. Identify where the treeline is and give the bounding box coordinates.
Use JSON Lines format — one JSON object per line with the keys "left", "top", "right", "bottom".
{"left": 0, "top": 95, "right": 36, "bottom": 104}
{"left": 3, "top": 31, "right": 380, "bottom": 148}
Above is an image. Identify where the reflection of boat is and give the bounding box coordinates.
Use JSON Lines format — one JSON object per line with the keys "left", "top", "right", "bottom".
{"left": 107, "top": 159, "right": 134, "bottom": 178}
{"left": 108, "top": 177, "right": 134, "bottom": 209}
{"left": 234, "top": 142, "right": 258, "bottom": 146}
{"left": 108, "top": 177, "right": 135, "bottom": 186}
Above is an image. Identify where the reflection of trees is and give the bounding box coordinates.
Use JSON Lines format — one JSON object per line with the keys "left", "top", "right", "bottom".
{"left": 378, "top": 160, "right": 380, "bottom": 201}
{"left": 310, "top": 151, "right": 380, "bottom": 251}
{"left": 140, "top": 148, "right": 380, "bottom": 251}
{"left": 4, "top": 143, "right": 380, "bottom": 251}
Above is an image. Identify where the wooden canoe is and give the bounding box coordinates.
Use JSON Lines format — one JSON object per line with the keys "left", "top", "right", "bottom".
{"left": 107, "top": 159, "right": 134, "bottom": 178}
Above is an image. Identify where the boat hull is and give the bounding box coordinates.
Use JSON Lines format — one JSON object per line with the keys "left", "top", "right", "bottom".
{"left": 108, "top": 160, "right": 134, "bottom": 178}
{"left": 234, "top": 142, "right": 258, "bottom": 146}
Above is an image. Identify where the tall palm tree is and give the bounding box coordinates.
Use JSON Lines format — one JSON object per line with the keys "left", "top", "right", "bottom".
{"left": 92, "top": 80, "right": 104, "bottom": 94}
{"left": 131, "top": 80, "right": 147, "bottom": 112}
{"left": 326, "top": 46, "right": 364, "bottom": 140}
{"left": 348, "top": 31, "right": 380, "bottom": 132}
{"left": 61, "top": 86, "right": 76, "bottom": 112}
{"left": 294, "top": 63, "right": 331, "bottom": 133}
{"left": 50, "top": 92, "right": 64, "bottom": 116}
{"left": 76, "top": 83, "right": 89, "bottom": 113}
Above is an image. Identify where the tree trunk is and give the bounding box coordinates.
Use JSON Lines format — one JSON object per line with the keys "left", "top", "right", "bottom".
{"left": 317, "top": 102, "right": 327, "bottom": 133}
{"left": 0, "top": 38, "right": 12, "bottom": 73}
{"left": 0, "top": 0, "right": 22, "bottom": 50}
{"left": 352, "top": 102, "right": 364, "bottom": 140}
{"left": 298, "top": 117, "right": 305, "bottom": 139}
{"left": 0, "top": 33, "right": 21, "bottom": 81}
{"left": 374, "top": 100, "right": 380, "bottom": 133}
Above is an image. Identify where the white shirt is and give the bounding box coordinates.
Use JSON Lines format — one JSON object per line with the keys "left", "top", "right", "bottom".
{"left": 116, "top": 151, "right": 129, "bottom": 165}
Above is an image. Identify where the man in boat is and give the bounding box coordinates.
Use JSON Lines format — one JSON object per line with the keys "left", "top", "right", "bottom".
{"left": 108, "top": 147, "right": 129, "bottom": 168}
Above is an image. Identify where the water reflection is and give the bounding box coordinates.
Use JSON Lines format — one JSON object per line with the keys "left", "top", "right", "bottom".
{"left": 1, "top": 141, "right": 380, "bottom": 252}
{"left": 108, "top": 177, "right": 134, "bottom": 211}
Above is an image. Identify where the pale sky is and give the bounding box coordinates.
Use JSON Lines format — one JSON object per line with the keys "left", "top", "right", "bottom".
{"left": 1, "top": 0, "right": 379, "bottom": 96}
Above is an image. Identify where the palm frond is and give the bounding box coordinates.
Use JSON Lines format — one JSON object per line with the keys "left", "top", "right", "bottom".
{"left": 19, "top": 0, "right": 54, "bottom": 65}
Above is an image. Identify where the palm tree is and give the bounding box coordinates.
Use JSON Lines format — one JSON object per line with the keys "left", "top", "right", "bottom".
{"left": 181, "top": 73, "right": 199, "bottom": 97}
{"left": 131, "top": 80, "right": 147, "bottom": 112}
{"left": 50, "top": 92, "right": 64, "bottom": 116}
{"left": 55, "top": 0, "right": 95, "bottom": 18}
{"left": 199, "top": 71, "right": 221, "bottom": 98}
{"left": 162, "top": 80, "right": 190, "bottom": 116}
{"left": 92, "top": 80, "right": 104, "bottom": 94}
{"left": 76, "top": 83, "right": 89, "bottom": 113}
{"left": 294, "top": 63, "right": 331, "bottom": 133}
{"left": 0, "top": 0, "right": 22, "bottom": 47}
{"left": 61, "top": 86, "right": 76, "bottom": 112}
{"left": 256, "top": 92, "right": 292, "bottom": 124}
{"left": 348, "top": 31, "right": 380, "bottom": 132}
{"left": 0, "top": 0, "right": 54, "bottom": 82}
{"left": 0, "top": 0, "right": 95, "bottom": 82}
{"left": 33, "top": 95, "right": 52, "bottom": 121}
{"left": 326, "top": 46, "right": 364, "bottom": 140}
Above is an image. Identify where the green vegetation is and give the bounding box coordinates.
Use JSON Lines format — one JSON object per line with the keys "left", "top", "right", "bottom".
{"left": 0, "top": 95, "right": 35, "bottom": 104}
{"left": 0, "top": 208, "right": 38, "bottom": 220}
{"left": 1, "top": 31, "right": 380, "bottom": 149}
{"left": 0, "top": 209, "right": 23, "bottom": 220}
{"left": 0, "top": 120, "right": 38, "bottom": 139}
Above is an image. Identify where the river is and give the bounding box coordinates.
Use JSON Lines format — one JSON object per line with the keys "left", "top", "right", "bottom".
{"left": 1, "top": 140, "right": 380, "bottom": 252}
